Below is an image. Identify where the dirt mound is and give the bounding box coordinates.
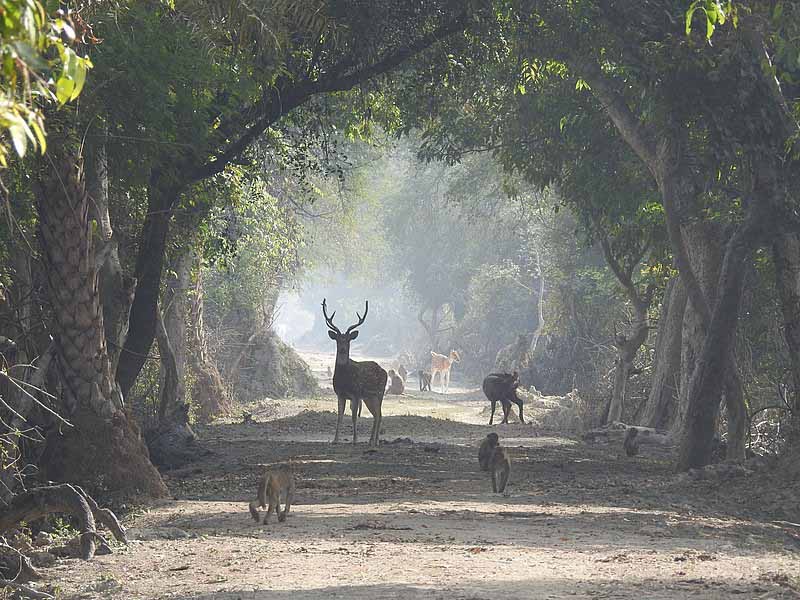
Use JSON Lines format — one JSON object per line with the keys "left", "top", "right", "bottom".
{"left": 236, "top": 331, "right": 317, "bottom": 401}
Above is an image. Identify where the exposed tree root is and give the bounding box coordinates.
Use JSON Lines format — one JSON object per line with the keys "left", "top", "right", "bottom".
{"left": 0, "top": 580, "right": 53, "bottom": 599}
{"left": 0, "top": 484, "right": 127, "bottom": 561}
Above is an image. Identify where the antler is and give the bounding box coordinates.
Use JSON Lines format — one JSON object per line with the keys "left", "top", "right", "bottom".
{"left": 345, "top": 300, "right": 369, "bottom": 335}
{"left": 321, "top": 298, "right": 341, "bottom": 334}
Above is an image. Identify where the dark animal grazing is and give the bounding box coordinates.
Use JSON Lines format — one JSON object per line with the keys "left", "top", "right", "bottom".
{"left": 482, "top": 371, "right": 525, "bottom": 425}
{"left": 387, "top": 369, "right": 404, "bottom": 395}
{"left": 418, "top": 370, "right": 432, "bottom": 392}
{"left": 478, "top": 432, "right": 499, "bottom": 471}
{"left": 323, "top": 299, "right": 387, "bottom": 447}
{"left": 490, "top": 445, "right": 511, "bottom": 493}
{"left": 398, "top": 364, "right": 408, "bottom": 382}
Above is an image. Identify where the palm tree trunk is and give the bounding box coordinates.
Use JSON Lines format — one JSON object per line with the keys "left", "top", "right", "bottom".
{"left": 36, "top": 147, "right": 167, "bottom": 498}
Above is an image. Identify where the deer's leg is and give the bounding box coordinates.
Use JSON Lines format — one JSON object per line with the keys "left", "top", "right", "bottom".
{"left": 515, "top": 397, "right": 525, "bottom": 424}
{"left": 350, "top": 398, "right": 359, "bottom": 445}
{"left": 333, "top": 395, "right": 346, "bottom": 443}
{"left": 368, "top": 398, "right": 382, "bottom": 447}
{"left": 281, "top": 481, "right": 294, "bottom": 521}
{"left": 489, "top": 399, "right": 497, "bottom": 425}
{"left": 501, "top": 400, "right": 511, "bottom": 424}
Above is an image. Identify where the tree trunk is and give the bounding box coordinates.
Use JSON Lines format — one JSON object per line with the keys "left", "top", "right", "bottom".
{"left": 676, "top": 212, "right": 762, "bottom": 470}
{"left": 189, "top": 264, "right": 230, "bottom": 422}
{"left": 158, "top": 246, "right": 191, "bottom": 421}
{"left": 36, "top": 148, "right": 167, "bottom": 498}
{"left": 116, "top": 171, "right": 181, "bottom": 398}
{"left": 773, "top": 231, "right": 800, "bottom": 442}
{"left": 640, "top": 276, "right": 686, "bottom": 429}
{"left": 86, "top": 126, "right": 136, "bottom": 375}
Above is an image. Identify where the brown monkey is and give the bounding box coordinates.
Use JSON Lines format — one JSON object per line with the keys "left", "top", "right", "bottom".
{"left": 418, "top": 370, "right": 432, "bottom": 392}
{"left": 490, "top": 445, "right": 511, "bottom": 494}
{"left": 478, "top": 432, "right": 499, "bottom": 471}
{"left": 386, "top": 369, "right": 405, "bottom": 395}
{"left": 248, "top": 465, "right": 295, "bottom": 524}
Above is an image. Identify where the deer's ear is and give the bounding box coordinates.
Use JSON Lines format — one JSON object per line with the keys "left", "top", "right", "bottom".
{"left": 349, "top": 330, "right": 359, "bottom": 340}
{"left": 328, "top": 330, "right": 337, "bottom": 340}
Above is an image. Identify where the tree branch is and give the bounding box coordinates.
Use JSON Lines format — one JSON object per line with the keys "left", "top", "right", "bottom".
{"left": 189, "top": 13, "right": 467, "bottom": 183}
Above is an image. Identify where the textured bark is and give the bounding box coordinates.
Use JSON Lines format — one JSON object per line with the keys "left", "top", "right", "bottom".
{"left": 116, "top": 173, "right": 179, "bottom": 398}
{"left": 773, "top": 232, "right": 800, "bottom": 441}
{"left": 36, "top": 149, "right": 167, "bottom": 498}
{"left": 677, "top": 214, "right": 762, "bottom": 470}
{"left": 641, "top": 276, "right": 686, "bottom": 430}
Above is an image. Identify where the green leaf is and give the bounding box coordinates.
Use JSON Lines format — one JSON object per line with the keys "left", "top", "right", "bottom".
{"left": 70, "top": 59, "right": 88, "bottom": 100}
{"left": 8, "top": 119, "right": 28, "bottom": 157}
{"left": 55, "top": 76, "right": 74, "bottom": 105}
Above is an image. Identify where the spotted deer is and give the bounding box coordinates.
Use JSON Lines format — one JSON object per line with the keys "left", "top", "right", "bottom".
{"left": 323, "top": 299, "right": 387, "bottom": 447}
{"left": 430, "top": 349, "right": 461, "bottom": 394}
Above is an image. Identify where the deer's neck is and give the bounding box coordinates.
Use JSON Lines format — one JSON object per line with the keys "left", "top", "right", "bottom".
{"left": 335, "top": 352, "right": 352, "bottom": 368}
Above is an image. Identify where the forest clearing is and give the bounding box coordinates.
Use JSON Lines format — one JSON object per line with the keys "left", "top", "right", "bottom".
{"left": 35, "top": 352, "right": 799, "bottom": 600}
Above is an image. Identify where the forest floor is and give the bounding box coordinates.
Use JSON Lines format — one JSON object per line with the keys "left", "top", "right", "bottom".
{"left": 44, "top": 350, "right": 800, "bottom": 599}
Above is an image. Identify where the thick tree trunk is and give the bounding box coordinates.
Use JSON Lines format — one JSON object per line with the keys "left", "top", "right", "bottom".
{"left": 640, "top": 276, "right": 686, "bottom": 429}
{"left": 676, "top": 213, "right": 762, "bottom": 470}
{"left": 36, "top": 149, "right": 167, "bottom": 498}
{"left": 773, "top": 231, "right": 800, "bottom": 442}
{"left": 116, "top": 172, "right": 180, "bottom": 398}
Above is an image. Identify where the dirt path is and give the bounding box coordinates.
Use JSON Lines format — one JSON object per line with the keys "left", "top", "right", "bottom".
{"left": 45, "top": 352, "right": 800, "bottom": 599}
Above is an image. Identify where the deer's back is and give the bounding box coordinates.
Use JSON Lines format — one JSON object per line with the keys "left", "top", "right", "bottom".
{"left": 482, "top": 373, "right": 517, "bottom": 400}
{"left": 334, "top": 360, "right": 387, "bottom": 398}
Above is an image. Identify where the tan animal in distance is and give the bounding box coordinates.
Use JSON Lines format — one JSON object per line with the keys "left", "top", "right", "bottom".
{"left": 490, "top": 445, "right": 511, "bottom": 494}
{"left": 249, "top": 465, "right": 295, "bottom": 524}
{"left": 430, "top": 350, "right": 461, "bottom": 393}
{"left": 386, "top": 369, "right": 404, "bottom": 395}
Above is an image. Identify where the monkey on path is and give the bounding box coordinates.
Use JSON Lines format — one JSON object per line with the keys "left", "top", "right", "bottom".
{"left": 387, "top": 369, "right": 405, "bottom": 395}
{"left": 418, "top": 370, "right": 432, "bottom": 392}
{"left": 249, "top": 465, "right": 295, "bottom": 524}
{"left": 478, "top": 433, "right": 511, "bottom": 493}
{"left": 490, "top": 445, "right": 511, "bottom": 494}
{"left": 478, "top": 433, "right": 499, "bottom": 471}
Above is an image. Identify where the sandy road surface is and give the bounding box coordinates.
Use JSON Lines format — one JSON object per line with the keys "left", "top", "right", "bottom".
{"left": 43, "top": 351, "right": 799, "bottom": 599}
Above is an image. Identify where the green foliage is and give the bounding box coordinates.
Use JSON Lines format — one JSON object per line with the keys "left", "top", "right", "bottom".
{"left": 0, "top": 0, "right": 92, "bottom": 167}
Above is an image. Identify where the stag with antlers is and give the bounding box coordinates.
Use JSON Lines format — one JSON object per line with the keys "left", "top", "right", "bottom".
{"left": 323, "top": 299, "right": 387, "bottom": 447}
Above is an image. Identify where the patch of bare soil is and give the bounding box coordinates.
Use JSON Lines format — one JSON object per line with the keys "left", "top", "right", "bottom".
{"left": 38, "top": 352, "right": 800, "bottom": 599}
